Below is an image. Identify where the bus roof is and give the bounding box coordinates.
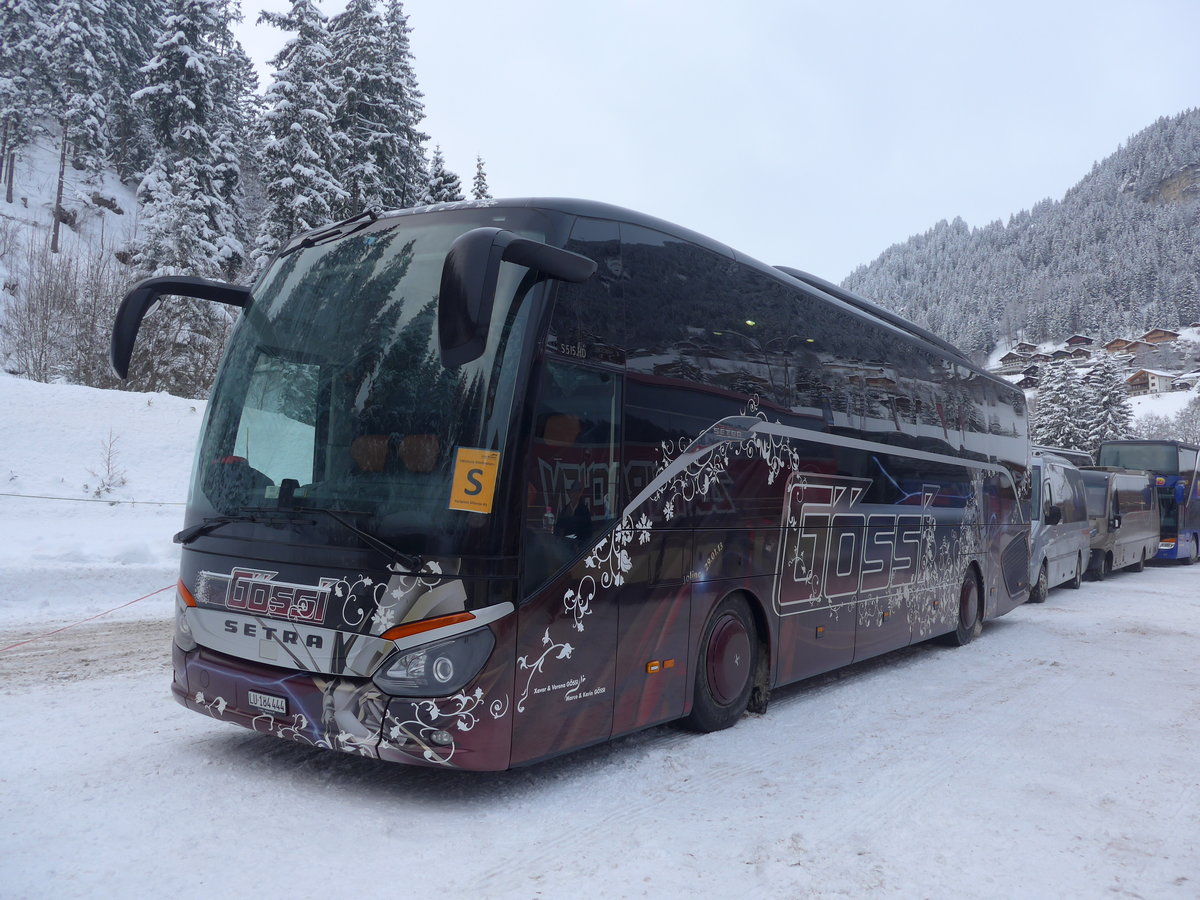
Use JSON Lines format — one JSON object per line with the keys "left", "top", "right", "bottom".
{"left": 283, "top": 197, "right": 999, "bottom": 382}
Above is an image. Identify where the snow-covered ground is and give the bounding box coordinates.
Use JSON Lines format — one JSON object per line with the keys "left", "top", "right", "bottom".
{"left": 2, "top": 375, "right": 1199, "bottom": 898}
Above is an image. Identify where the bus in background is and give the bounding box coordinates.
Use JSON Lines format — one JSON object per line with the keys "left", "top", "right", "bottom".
{"left": 111, "top": 198, "right": 1031, "bottom": 771}
{"left": 1096, "top": 440, "right": 1200, "bottom": 564}
{"left": 1027, "top": 449, "right": 1090, "bottom": 602}
{"left": 1078, "top": 467, "right": 1160, "bottom": 579}
{"left": 1034, "top": 445, "right": 1092, "bottom": 468}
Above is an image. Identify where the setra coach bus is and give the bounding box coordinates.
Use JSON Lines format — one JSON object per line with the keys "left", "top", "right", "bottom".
{"left": 112, "top": 198, "right": 1031, "bottom": 770}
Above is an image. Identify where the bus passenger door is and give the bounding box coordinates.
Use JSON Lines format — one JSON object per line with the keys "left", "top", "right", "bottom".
{"left": 511, "top": 360, "right": 622, "bottom": 765}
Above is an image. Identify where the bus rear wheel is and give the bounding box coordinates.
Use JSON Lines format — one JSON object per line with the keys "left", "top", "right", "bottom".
{"left": 940, "top": 570, "right": 982, "bottom": 647}
{"left": 1127, "top": 550, "right": 1146, "bottom": 573}
{"left": 682, "top": 595, "right": 758, "bottom": 733}
{"left": 1066, "top": 554, "right": 1083, "bottom": 589}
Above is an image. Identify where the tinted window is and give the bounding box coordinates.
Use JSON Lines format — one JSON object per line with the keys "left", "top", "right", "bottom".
{"left": 1097, "top": 443, "right": 1182, "bottom": 474}
{"left": 547, "top": 218, "right": 625, "bottom": 364}
{"left": 1082, "top": 474, "right": 1109, "bottom": 517}
{"left": 1063, "top": 470, "right": 1088, "bottom": 523}
{"left": 522, "top": 361, "right": 622, "bottom": 594}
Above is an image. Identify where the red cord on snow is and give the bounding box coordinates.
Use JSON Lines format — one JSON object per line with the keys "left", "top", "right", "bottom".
{"left": 0, "top": 584, "right": 174, "bottom": 653}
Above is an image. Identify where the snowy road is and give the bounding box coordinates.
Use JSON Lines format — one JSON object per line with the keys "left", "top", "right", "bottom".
{"left": 2, "top": 565, "right": 1198, "bottom": 899}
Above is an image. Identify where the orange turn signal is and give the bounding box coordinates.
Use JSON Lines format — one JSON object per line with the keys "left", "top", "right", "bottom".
{"left": 177, "top": 579, "right": 197, "bottom": 608}
{"left": 380, "top": 611, "right": 476, "bottom": 642}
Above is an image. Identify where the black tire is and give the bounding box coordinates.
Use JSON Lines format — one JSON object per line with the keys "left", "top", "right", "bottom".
{"left": 681, "top": 595, "right": 758, "bottom": 733}
{"left": 1066, "top": 554, "right": 1083, "bottom": 590}
{"left": 1126, "top": 550, "right": 1146, "bottom": 574}
{"left": 940, "top": 570, "right": 982, "bottom": 647}
{"left": 1182, "top": 538, "right": 1198, "bottom": 566}
{"left": 1028, "top": 561, "right": 1048, "bottom": 604}
{"left": 1101, "top": 554, "right": 1113, "bottom": 580}
{"left": 1088, "top": 552, "right": 1110, "bottom": 582}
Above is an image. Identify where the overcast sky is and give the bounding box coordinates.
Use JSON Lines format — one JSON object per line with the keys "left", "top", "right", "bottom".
{"left": 235, "top": 0, "right": 1200, "bottom": 282}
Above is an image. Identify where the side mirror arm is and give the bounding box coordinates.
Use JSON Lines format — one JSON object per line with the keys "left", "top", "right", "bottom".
{"left": 111, "top": 276, "right": 250, "bottom": 378}
{"left": 438, "top": 228, "right": 596, "bottom": 367}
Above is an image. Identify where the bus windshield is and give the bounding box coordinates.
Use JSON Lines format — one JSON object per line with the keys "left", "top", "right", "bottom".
{"left": 188, "top": 208, "right": 558, "bottom": 558}
{"left": 1097, "top": 443, "right": 1181, "bottom": 474}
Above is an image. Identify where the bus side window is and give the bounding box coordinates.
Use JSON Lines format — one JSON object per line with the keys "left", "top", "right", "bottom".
{"left": 548, "top": 218, "right": 623, "bottom": 359}
{"left": 522, "top": 360, "right": 623, "bottom": 594}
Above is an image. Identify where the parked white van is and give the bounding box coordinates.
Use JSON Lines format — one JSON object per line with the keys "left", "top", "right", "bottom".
{"left": 1028, "top": 450, "right": 1091, "bottom": 603}
{"left": 1079, "top": 468, "right": 1161, "bottom": 579}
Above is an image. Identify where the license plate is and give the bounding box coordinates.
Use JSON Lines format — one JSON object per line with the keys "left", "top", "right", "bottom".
{"left": 247, "top": 690, "right": 287, "bottom": 715}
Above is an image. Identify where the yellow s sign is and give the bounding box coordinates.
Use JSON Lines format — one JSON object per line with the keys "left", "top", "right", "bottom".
{"left": 449, "top": 448, "right": 501, "bottom": 513}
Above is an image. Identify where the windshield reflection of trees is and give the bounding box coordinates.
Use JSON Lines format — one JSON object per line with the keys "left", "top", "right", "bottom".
{"left": 213, "top": 232, "right": 481, "bottom": 529}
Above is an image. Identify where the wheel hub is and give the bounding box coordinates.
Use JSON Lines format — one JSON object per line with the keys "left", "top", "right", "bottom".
{"left": 706, "top": 614, "right": 752, "bottom": 705}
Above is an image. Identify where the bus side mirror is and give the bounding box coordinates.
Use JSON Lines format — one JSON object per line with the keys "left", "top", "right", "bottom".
{"left": 111, "top": 276, "right": 250, "bottom": 378}
{"left": 438, "top": 227, "right": 597, "bottom": 367}
{"left": 1045, "top": 505, "right": 1063, "bottom": 526}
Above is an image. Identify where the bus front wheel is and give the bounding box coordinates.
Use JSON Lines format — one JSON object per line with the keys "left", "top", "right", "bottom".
{"left": 941, "top": 569, "right": 982, "bottom": 647}
{"left": 682, "top": 595, "right": 758, "bottom": 733}
{"left": 1183, "top": 537, "right": 1198, "bottom": 565}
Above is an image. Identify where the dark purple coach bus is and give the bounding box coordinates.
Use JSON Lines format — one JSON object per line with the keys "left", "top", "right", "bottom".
{"left": 112, "top": 198, "right": 1031, "bottom": 770}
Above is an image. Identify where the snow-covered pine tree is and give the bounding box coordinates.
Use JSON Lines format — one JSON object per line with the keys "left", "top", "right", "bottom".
{"left": 126, "top": 156, "right": 230, "bottom": 396}
{"left": 252, "top": 0, "right": 347, "bottom": 272}
{"left": 132, "top": 0, "right": 235, "bottom": 276}
{"left": 1032, "top": 360, "right": 1089, "bottom": 452}
{"left": 1082, "top": 353, "right": 1134, "bottom": 455}
{"left": 208, "top": 1, "right": 258, "bottom": 279}
{"left": 471, "top": 155, "right": 491, "bottom": 200}
{"left": 379, "top": 0, "right": 428, "bottom": 209}
{"left": 127, "top": 0, "right": 253, "bottom": 396}
{"left": 329, "top": 0, "right": 418, "bottom": 218}
{"left": 105, "top": 0, "right": 164, "bottom": 182}
{"left": 46, "top": 0, "right": 116, "bottom": 251}
{"left": 425, "top": 146, "right": 463, "bottom": 203}
{"left": 0, "top": 0, "right": 50, "bottom": 202}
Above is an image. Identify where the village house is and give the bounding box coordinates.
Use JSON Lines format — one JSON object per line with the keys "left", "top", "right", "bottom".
{"left": 1125, "top": 369, "right": 1178, "bottom": 395}
{"left": 1138, "top": 328, "right": 1181, "bottom": 345}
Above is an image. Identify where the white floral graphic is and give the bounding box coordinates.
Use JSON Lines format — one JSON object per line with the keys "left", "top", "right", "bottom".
{"left": 381, "top": 687, "right": 511, "bottom": 766}
{"left": 516, "top": 628, "right": 575, "bottom": 712}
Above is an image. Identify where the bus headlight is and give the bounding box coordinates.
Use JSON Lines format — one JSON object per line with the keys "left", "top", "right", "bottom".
{"left": 372, "top": 628, "right": 495, "bottom": 697}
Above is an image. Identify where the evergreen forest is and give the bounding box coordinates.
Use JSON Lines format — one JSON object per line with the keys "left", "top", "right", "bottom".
{"left": 0, "top": 0, "right": 489, "bottom": 395}
{"left": 842, "top": 109, "right": 1200, "bottom": 362}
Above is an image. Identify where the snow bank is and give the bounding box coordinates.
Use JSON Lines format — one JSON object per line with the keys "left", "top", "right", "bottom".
{"left": 0, "top": 373, "right": 202, "bottom": 625}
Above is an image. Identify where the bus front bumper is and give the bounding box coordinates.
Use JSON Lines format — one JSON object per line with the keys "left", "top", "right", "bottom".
{"left": 171, "top": 643, "right": 513, "bottom": 771}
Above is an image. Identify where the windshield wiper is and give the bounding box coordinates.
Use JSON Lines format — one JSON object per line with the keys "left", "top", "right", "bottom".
{"left": 250, "top": 505, "right": 424, "bottom": 572}
{"left": 174, "top": 510, "right": 303, "bottom": 544}
{"left": 282, "top": 208, "right": 380, "bottom": 256}
{"left": 175, "top": 505, "right": 424, "bottom": 573}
